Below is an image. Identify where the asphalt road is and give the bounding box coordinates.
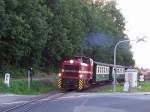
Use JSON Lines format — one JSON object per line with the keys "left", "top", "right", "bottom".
{"left": 1, "top": 93, "right": 150, "bottom": 112}
{"left": 0, "top": 94, "right": 35, "bottom": 105}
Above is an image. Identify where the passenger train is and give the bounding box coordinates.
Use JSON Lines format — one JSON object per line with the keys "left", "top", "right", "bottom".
{"left": 58, "top": 56, "right": 125, "bottom": 90}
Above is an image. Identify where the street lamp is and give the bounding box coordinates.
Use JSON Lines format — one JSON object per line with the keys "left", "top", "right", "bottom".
{"left": 113, "top": 38, "right": 145, "bottom": 92}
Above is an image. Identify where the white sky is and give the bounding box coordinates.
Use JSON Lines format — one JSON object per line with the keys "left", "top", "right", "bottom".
{"left": 116, "top": 0, "right": 150, "bottom": 68}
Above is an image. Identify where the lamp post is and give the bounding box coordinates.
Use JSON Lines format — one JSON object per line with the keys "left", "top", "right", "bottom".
{"left": 113, "top": 38, "right": 145, "bottom": 92}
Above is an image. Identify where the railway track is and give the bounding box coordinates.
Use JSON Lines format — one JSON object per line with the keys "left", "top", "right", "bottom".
{"left": 82, "top": 81, "right": 112, "bottom": 92}
{"left": 0, "top": 92, "right": 70, "bottom": 112}
{"left": 0, "top": 81, "right": 113, "bottom": 112}
{"left": 60, "top": 81, "right": 113, "bottom": 92}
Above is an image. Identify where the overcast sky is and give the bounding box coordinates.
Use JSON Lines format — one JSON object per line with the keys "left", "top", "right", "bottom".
{"left": 116, "top": 0, "right": 150, "bottom": 68}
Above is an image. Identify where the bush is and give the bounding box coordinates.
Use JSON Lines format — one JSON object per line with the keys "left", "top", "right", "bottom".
{"left": 0, "top": 66, "right": 26, "bottom": 78}
{"left": 0, "top": 79, "right": 53, "bottom": 95}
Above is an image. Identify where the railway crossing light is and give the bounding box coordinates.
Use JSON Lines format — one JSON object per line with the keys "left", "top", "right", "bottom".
{"left": 113, "top": 36, "right": 146, "bottom": 92}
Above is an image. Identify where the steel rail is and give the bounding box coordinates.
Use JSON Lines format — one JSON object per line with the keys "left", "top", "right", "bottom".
{"left": 1, "top": 93, "right": 66, "bottom": 112}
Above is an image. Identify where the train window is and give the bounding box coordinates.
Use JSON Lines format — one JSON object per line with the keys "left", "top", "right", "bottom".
{"left": 106, "top": 67, "right": 109, "bottom": 74}
{"left": 122, "top": 68, "right": 125, "bottom": 74}
{"left": 82, "top": 57, "right": 90, "bottom": 64}
{"left": 100, "top": 67, "right": 101, "bottom": 73}
{"left": 123, "top": 69, "right": 125, "bottom": 73}
{"left": 120, "top": 68, "right": 122, "bottom": 73}
{"left": 104, "top": 67, "right": 105, "bottom": 73}
{"left": 103, "top": 67, "right": 105, "bottom": 73}
{"left": 98, "top": 66, "right": 100, "bottom": 74}
{"left": 106, "top": 67, "right": 108, "bottom": 73}
{"left": 107, "top": 68, "right": 109, "bottom": 73}
{"left": 99, "top": 66, "right": 101, "bottom": 74}
{"left": 96, "top": 67, "right": 98, "bottom": 74}
{"left": 120, "top": 69, "right": 122, "bottom": 74}
{"left": 118, "top": 68, "right": 120, "bottom": 73}
{"left": 119, "top": 68, "right": 121, "bottom": 74}
{"left": 117, "top": 68, "right": 119, "bottom": 73}
{"left": 103, "top": 67, "right": 104, "bottom": 73}
{"left": 97, "top": 66, "right": 101, "bottom": 74}
{"left": 100, "top": 67, "right": 102, "bottom": 74}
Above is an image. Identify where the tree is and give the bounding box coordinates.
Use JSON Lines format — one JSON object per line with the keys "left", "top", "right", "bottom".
{"left": 0, "top": 0, "right": 52, "bottom": 67}
{"left": 80, "top": 0, "right": 134, "bottom": 66}
{"left": 43, "top": 0, "right": 89, "bottom": 66}
{"left": 0, "top": 0, "right": 135, "bottom": 74}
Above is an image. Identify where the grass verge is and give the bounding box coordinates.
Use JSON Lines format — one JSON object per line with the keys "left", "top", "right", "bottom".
{"left": 137, "top": 81, "right": 150, "bottom": 92}
{"left": 0, "top": 79, "right": 56, "bottom": 95}
{"left": 93, "top": 84, "right": 123, "bottom": 93}
{"left": 89, "top": 82, "right": 150, "bottom": 93}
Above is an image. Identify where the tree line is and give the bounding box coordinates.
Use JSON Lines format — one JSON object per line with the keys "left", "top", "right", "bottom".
{"left": 0, "top": 0, "right": 134, "bottom": 74}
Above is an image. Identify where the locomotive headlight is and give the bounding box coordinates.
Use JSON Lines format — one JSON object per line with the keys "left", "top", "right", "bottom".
{"left": 70, "top": 60, "right": 74, "bottom": 64}
{"left": 58, "top": 73, "right": 62, "bottom": 77}
{"left": 79, "top": 74, "right": 83, "bottom": 78}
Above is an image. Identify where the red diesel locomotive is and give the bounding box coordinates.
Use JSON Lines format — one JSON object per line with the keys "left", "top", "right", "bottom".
{"left": 58, "top": 56, "right": 125, "bottom": 90}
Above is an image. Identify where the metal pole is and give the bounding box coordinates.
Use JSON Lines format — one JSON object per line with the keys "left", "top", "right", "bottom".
{"left": 113, "top": 40, "right": 130, "bottom": 92}
{"left": 27, "top": 69, "right": 31, "bottom": 89}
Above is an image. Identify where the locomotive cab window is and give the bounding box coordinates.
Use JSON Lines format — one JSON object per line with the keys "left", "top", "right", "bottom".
{"left": 82, "top": 57, "right": 91, "bottom": 64}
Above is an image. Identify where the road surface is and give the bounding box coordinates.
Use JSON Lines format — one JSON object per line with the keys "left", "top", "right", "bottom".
{"left": 1, "top": 93, "right": 150, "bottom": 112}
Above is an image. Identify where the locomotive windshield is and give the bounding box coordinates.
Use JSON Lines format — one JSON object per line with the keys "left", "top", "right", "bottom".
{"left": 63, "top": 65, "right": 79, "bottom": 71}
{"left": 82, "top": 57, "right": 91, "bottom": 64}
{"left": 74, "top": 56, "right": 91, "bottom": 65}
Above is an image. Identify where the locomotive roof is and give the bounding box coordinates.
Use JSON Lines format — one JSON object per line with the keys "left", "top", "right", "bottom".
{"left": 94, "top": 61, "right": 112, "bottom": 66}
{"left": 74, "top": 56, "right": 92, "bottom": 59}
{"left": 94, "top": 61, "right": 125, "bottom": 68}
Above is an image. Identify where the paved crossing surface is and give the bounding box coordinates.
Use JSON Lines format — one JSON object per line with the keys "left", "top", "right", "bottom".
{"left": 0, "top": 94, "right": 34, "bottom": 105}
{"left": 1, "top": 93, "right": 150, "bottom": 112}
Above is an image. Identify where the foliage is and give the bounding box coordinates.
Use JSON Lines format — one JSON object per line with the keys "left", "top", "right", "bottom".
{"left": 138, "top": 81, "right": 150, "bottom": 92}
{"left": 0, "top": 0, "right": 135, "bottom": 76}
{"left": 80, "top": 0, "right": 134, "bottom": 66}
{"left": 89, "top": 82, "right": 150, "bottom": 93}
{"left": 0, "top": 65, "right": 26, "bottom": 78}
{"left": 42, "top": 0, "right": 89, "bottom": 66}
{"left": 0, "top": 0, "right": 52, "bottom": 67}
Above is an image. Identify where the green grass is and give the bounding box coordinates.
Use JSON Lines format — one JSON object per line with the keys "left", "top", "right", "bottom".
{"left": 0, "top": 79, "right": 55, "bottom": 95}
{"left": 98, "top": 84, "right": 124, "bottom": 93}
{"left": 89, "top": 82, "right": 150, "bottom": 93}
{"left": 137, "top": 82, "right": 150, "bottom": 92}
